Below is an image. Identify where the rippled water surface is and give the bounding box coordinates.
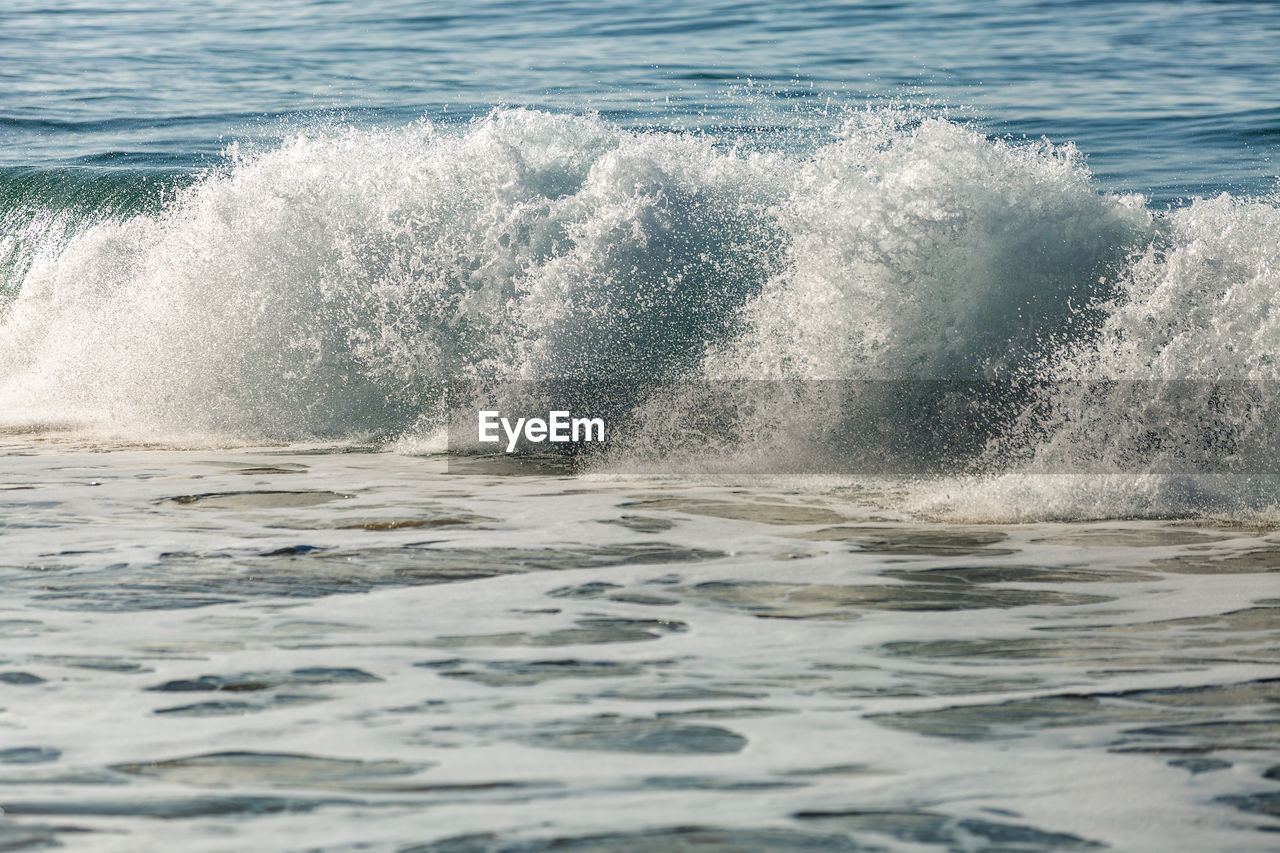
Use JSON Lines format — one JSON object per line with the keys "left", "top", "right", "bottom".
{"left": 0, "top": 440, "right": 1278, "bottom": 850}
{"left": 3, "top": 0, "right": 1279, "bottom": 198}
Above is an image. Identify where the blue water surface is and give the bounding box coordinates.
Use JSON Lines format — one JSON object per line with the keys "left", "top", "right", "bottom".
{"left": 0, "top": 0, "right": 1277, "bottom": 203}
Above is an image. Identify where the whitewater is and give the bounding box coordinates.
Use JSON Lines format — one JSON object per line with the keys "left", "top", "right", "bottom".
{"left": 4, "top": 107, "right": 1280, "bottom": 519}
{"left": 3, "top": 1, "right": 1280, "bottom": 850}
{"left": 2, "top": 107, "right": 1279, "bottom": 853}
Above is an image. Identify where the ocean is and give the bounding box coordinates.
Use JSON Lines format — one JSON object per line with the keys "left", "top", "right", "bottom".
{"left": 2, "top": 1, "right": 1279, "bottom": 850}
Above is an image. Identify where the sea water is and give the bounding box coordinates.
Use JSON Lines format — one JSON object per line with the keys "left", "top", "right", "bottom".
{"left": 2, "top": 2, "right": 1279, "bottom": 850}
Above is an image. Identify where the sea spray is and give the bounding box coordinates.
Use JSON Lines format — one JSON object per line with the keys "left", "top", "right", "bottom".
{"left": 4, "top": 107, "right": 1280, "bottom": 523}
{"left": 0, "top": 109, "right": 784, "bottom": 438}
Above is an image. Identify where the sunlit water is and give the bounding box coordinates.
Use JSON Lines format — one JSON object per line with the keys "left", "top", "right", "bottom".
{"left": 2, "top": 1, "right": 1280, "bottom": 850}
{"left": 2, "top": 438, "right": 1279, "bottom": 851}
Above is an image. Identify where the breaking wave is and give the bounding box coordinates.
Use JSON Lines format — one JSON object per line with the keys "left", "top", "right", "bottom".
{"left": 3, "top": 107, "right": 1279, "bottom": 519}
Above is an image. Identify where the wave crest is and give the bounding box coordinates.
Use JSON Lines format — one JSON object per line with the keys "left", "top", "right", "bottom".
{"left": 4, "top": 106, "right": 1280, "bottom": 522}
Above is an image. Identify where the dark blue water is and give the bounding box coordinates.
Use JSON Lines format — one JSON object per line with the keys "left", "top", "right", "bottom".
{"left": 2, "top": 0, "right": 1278, "bottom": 202}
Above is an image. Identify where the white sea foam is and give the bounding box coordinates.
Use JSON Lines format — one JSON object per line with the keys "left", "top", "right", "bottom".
{"left": 0, "top": 110, "right": 785, "bottom": 437}
{"left": 710, "top": 110, "right": 1152, "bottom": 380}
{"left": 4, "top": 108, "right": 1280, "bottom": 519}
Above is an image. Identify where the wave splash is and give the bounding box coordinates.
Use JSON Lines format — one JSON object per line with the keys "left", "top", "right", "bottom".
{"left": 1, "top": 109, "right": 790, "bottom": 436}
{"left": 2, "top": 108, "right": 1279, "bottom": 519}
